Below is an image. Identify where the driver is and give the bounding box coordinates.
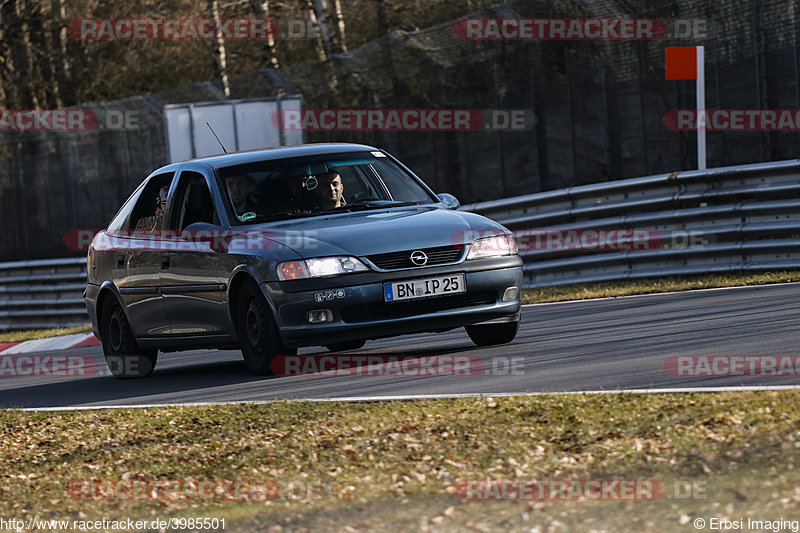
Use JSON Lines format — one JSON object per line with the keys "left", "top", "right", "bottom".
{"left": 226, "top": 175, "right": 257, "bottom": 215}
{"left": 314, "top": 171, "right": 345, "bottom": 210}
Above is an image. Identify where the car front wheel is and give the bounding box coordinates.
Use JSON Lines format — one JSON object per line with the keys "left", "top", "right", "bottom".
{"left": 465, "top": 320, "right": 519, "bottom": 347}
{"left": 237, "top": 279, "right": 290, "bottom": 375}
{"left": 101, "top": 299, "right": 158, "bottom": 378}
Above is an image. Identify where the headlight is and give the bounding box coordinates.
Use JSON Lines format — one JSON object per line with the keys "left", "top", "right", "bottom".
{"left": 466, "top": 234, "right": 518, "bottom": 260}
{"left": 277, "top": 256, "right": 369, "bottom": 280}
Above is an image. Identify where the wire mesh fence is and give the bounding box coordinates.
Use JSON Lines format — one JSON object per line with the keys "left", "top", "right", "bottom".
{"left": 1, "top": 0, "right": 798, "bottom": 261}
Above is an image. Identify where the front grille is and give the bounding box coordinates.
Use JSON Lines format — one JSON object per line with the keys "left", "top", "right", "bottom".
{"left": 341, "top": 290, "right": 496, "bottom": 323}
{"left": 367, "top": 245, "right": 464, "bottom": 270}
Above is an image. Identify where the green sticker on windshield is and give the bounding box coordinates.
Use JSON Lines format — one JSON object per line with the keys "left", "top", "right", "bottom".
{"left": 241, "top": 212, "right": 256, "bottom": 221}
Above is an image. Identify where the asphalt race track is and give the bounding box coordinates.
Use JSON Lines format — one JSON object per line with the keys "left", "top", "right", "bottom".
{"left": 1, "top": 283, "right": 799, "bottom": 409}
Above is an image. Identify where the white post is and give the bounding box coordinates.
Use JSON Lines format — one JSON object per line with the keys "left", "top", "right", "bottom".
{"left": 696, "top": 46, "right": 706, "bottom": 170}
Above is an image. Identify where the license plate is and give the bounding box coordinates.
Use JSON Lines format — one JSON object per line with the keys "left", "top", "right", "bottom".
{"left": 384, "top": 274, "right": 465, "bottom": 302}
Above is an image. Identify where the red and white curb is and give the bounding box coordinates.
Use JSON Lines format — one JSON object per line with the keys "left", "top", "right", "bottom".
{"left": 0, "top": 332, "right": 100, "bottom": 356}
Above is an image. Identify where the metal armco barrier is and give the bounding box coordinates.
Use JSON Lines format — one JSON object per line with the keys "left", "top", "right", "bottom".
{"left": 3, "top": 159, "right": 800, "bottom": 330}
{"left": 0, "top": 257, "right": 88, "bottom": 331}
{"left": 460, "top": 159, "right": 800, "bottom": 288}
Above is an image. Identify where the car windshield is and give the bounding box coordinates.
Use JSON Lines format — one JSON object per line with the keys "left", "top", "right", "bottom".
{"left": 217, "top": 151, "right": 436, "bottom": 223}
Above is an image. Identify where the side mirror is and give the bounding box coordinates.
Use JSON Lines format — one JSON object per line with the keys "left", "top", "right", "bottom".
{"left": 437, "top": 193, "right": 461, "bottom": 210}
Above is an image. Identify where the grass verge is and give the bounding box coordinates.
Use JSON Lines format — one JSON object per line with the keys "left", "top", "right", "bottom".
{"left": 0, "top": 324, "right": 92, "bottom": 344}
{"left": 522, "top": 270, "right": 800, "bottom": 304}
{"left": 1, "top": 391, "right": 799, "bottom": 532}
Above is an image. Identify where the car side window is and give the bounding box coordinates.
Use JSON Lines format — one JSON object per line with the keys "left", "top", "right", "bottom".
{"left": 127, "top": 172, "right": 175, "bottom": 237}
{"left": 107, "top": 182, "right": 144, "bottom": 235}
{"left": 368, "top": 161, "right": 431, "bottom": 203}
{"left": 172, "top": 171, "right": 220, "bottom": 232}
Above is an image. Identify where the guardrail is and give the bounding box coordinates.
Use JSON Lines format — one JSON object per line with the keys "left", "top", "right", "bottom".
{"left": 460, "top": 159, "right": 800, "bottom": 287}
{"left": 3, "top": 158, "right": 800, "bottom": 330}
{"left": 0, "top": 257, "right": 88, "bottom": 331}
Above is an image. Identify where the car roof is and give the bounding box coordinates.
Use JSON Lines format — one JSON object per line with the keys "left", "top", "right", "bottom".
{"left": 169, "top": 143, "right": 381, "bottom": 170}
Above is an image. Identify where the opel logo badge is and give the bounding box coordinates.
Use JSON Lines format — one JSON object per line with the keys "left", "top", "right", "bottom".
{"left": 410, "top": 250, "right": 428, "bottom": 266}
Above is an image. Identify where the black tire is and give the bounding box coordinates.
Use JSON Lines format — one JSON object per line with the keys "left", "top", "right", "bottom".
{"left": 325, "top": 339, "right": 366, "bottom": 352}
{"left": 101, "top": 299, "right": 158, "bottom": 378}
{"left": 465, "top": 320, "right": 520, "bottom": 347}
{"left": 236, "top": 279, "right": 285, "bottom": 375}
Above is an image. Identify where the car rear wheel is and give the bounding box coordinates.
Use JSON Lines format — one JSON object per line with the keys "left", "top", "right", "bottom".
{"left": 101, "top": 299, "right": 158, "bottom": 378}
{"left": 325, "top": 339, "right": 366, "bottom": 352}
{"left": 236, "top": 279, "right": 288, "bottom": 375}
{"left": 465, "top": 320, "right": 519, "bottom": 347}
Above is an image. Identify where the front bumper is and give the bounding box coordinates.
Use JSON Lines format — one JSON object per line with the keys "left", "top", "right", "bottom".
{"left": 265, "top": 256, "right": 523, "bottom": 348}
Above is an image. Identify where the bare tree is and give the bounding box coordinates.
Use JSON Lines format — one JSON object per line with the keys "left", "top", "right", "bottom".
{"left": 330, "top": 0, "right": 346, "bottom": 52}
{"left": 309, "top": 0, "right": 346, "bottom": 56}
{"left": 0, "top": 1, "right": 10, "bottom": 106}
{"left": 208, "top": 0, "right": 231, "bottom": 97}
{"left": 26, "top": 0, "right": 58, "bottom": 107}
{"left": 0, "top": 0, "right": 40, "bottom": 108}
{"left": 299, "top": 0, "right": 327, "bottom": 60}
{"left": 248, "top": 0, "right": 280, "bottom": 68}
{"left": 49, "top": 0, "right": 71, "bottom": 106}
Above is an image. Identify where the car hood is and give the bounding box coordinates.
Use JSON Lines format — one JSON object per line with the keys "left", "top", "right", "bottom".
{"left": 243, "top": 206, "right": 508, "bottom": 258}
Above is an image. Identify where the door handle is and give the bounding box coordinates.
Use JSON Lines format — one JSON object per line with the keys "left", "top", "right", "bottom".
{"left": 161, "top": 255, "right": 170, "bottom": 270}
{"left": 116, "top": 253, "right": 125, "bottom": 268}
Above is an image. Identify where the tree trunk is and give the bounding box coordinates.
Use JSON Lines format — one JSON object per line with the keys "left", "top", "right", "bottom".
{"left": 299, "top": 0, "right": 326, "bottom": 61}
{"left": 310, "top": 0, "right": 345, "bottom": 57}
{"left": 330, "top": 0, "right": 346, "bottom": 52}
{"left": 25, "top": 0, "right": 56, "bottom": 107}
{"left": 50, "top": 0, "right": 71, "bottom": 106}
{"left": 207, "top": 0, "right": 231, "bottom": 97}
{"left": 0, "top": 0, "right": 36, "bottom": 108}
{"left": 248, "top": 0, "right": 279, "bottom": 68}
{"left": 18, "top": 0, "right": 40, "bottom": 108}
{"left": 0, "top": 1, "right": 10, "bottom": 106}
